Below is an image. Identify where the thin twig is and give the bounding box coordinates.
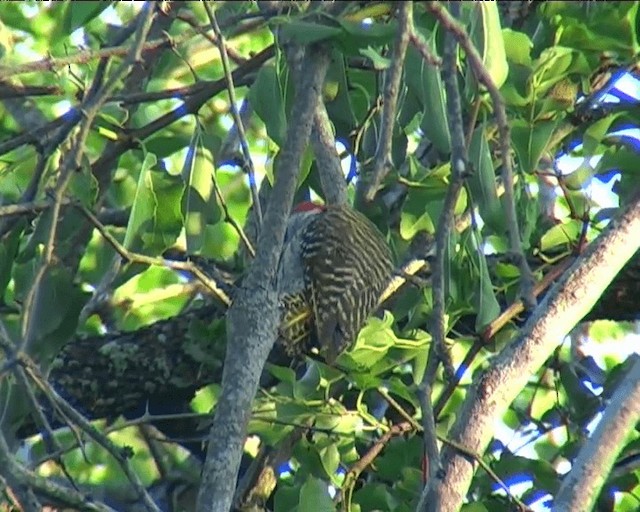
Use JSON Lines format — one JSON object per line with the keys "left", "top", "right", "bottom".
{"left": 0, "top": 31, "right": 186, "bottom": 80}
{"left": 364, "top": 2, "right": 412, "bottom": 201}
{"left": 23, "top": 361, "right": 162, "bottom": 512}
{"left": 76, "top": 203, "right": 232, "bottom": 306}
{"left": 210, "top": 159, "right": 256, "bottom": 258}
{"left": 203, "top": 1, "right": 262, "bottom": 227}
{"left": 408, "top": 28, "right": 442, "bottom": 67}
{"left": 0, "top": 402, "right": 115, "bottom": 512}
{"left": 340, "top": 421, "right": 414, "bottom": 505}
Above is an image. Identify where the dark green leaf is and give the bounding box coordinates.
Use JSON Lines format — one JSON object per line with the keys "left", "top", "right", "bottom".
{"left": 468, "top": 126, "right": 503, "bottom": 234}
{"left": 62, "top": 1, "right": 112, "bottom": 35}
{"left": 404, "top": 29, "right": 450, "bottom": 154}
{"left": 249, "top": 64, "right": 288, "bottom": 147}
{"left": 279, "top": 20, "right": 342, "bottom": 45}
{"left": 511, "top": 119, "right": 559, "bottom": 173}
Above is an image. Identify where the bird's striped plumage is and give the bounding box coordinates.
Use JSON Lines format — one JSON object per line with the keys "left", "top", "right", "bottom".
{"left": 280, "top": 204, "right": 394, "bottom": 362}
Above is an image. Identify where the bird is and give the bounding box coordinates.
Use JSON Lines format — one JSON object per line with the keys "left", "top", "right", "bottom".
{"left": 276, "top": 202, "right": 394, "bottom": 363}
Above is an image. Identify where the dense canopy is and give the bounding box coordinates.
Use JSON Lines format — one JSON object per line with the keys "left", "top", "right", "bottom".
{"left": 0, "top": 2, "right": 639, "bottom": 512}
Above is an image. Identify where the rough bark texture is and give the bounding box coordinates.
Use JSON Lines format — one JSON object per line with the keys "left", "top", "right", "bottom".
{"left": 195, "top": 45, "right": 331, "bottom": 512}
{"left": 49, "top": 303, "right": 226, "bottom": 420}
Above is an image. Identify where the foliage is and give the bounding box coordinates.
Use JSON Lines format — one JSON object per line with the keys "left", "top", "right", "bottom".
{"left": 0, "top": 2, "right": 639, "bottom": 511}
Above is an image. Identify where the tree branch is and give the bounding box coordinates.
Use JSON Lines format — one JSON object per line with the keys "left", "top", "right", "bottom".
{"left": 554, "top": 354, "right": 640, "bottom": 511}
{"left": 203, "top": 2, "right": 262, "bottom": 227}
{"left": 419, "top": 5, "right": 468, "bottom": 503}
{"left": 195, "top": 44, "right": 331, "bottom": 512}
{"left": 364, "top": 2, "right": 412, "bottom": 201}
{"left": 423, "top": 191, "right": 640, "bottom": 510}
{"left": 311, "top": 101, "right": 348, "bottom": 205}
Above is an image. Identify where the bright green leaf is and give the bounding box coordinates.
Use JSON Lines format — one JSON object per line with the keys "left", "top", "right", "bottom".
{"left": 539, "top": 219, "right": 583, "bottom": 251}
{"left": 502, "top": 29, "right": 533, "bottom": 67}
{"left": 476, "top": 3, "right": 509, "bottom": 88}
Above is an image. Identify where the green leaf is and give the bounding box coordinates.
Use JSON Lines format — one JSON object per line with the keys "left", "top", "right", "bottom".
{"left": 548, "top": 2, "right": 640, "bottom": 56}
{"left": 145, "top": 134, "right": 193, "bottom": 160}
{"left": 375, "top": 436, "right": 422, "bottom": 481}
{"left": 404, "top": 29, "right": 450, "bottom": 154}
{"left": 582, "top": 114, "right": 621, "bottom": 155}
{"left": 0, "top": 224, "right": 23, "bottom": 300}
{"left": 562, "top": 158, "right": 595, "bottom": 191}
{"left": 399, "top": 187, "right": 441, "bottom": 240}
{"left": 265, "top": 364, "right": 297, "bottom": 385}
{"left": 181, "top": 123, "right": 219, "bottom": 255}
{"left": 60, "top": 1, "right": 112, "bottom": 36}
{"left": 297, "top": 145, "right": 315, "bottom": 189}
{"left": 500, "top": 64, "right": 533, "bottom": 106}
{"left": 279, "top": 20, "right": 343, "bottom": 45}
{"left": 384, "top": 378, "right": 420, "bottom": 410}
{"left": 468, "top": 126, "right": 502, "bottom": 234}
{"left": 531, "top": 47, "right": 576, "bottom": 94}
{"left": 473, "top": 3, "right": 509, "bottom": 88}
{"left": 298, "top": 477, "right": 335, "bottom": 512}
{"left": 353, "top": 482, "right": 400, "bottom": 510}
{"left": 344, "top": 313, "right": 398, "bottom": 368}
{"left": 123, "top": 152, "right": 157, "bottom": 250}
{"left": 463, "top": 235, "right": 500, "bottom": 330}
{"left": 539, "top": 219, "right": 583, "bottom": 251}
{"left": 412, "top": 343, "right": 429, "bottom": 385}
{"left": 595, "top": 146, "right": 639, "bottom": 203}
{"left": 358, "top": 46, "right": 391, "bottom": 70}
{"left": 461, "top": 504, "right": 489, "bottom": 512}
{"left": 502, "top": 29, "right": 533, "bottom": 67}
{"left": 318, "top": 443, "right": 340, "bottom": 479}
{"left": 68, "top": 164, "right": 98, "bottom": 208}
{"left": 511, "top": 119, "right": 559, "bottom": 174}
{"left": 324, "top": 54, "right": 361, "bottom": 132}
{"left": 123, "top": 152, "right": 184, "bottom": 254}
{"left": 249, "top": 64, "right": 288, "bottom": 147}
{"left": 112, "top": 266, "right": 189, "bottom": 331}
{"left": 275, "top": 485, "right": 302, "bottom": 512}
{"left": 15, "top": 263, "right": 84, "bottom": 359}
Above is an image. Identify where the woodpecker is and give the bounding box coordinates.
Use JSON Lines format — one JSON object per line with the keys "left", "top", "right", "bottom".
{"left": 277, "top": 202, "right": 394, "bottom": 363}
